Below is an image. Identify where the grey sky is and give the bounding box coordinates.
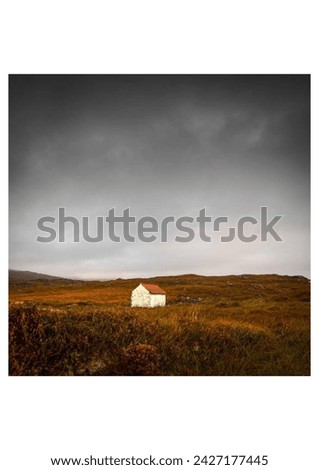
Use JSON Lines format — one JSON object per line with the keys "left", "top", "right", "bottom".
{"left": 9, "top": 75, "right": 310, "bottom": 279}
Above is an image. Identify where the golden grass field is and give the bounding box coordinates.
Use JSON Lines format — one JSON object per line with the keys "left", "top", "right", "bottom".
{"left": 9, "top": 273, "right": 310, "bottom": 376}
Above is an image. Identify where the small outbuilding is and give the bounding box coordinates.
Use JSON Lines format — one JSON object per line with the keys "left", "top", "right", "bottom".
{"left": 131, "top": 283, "right": 166, "bottom": 308}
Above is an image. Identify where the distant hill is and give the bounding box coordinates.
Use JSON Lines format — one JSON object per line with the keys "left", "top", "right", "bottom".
{"left": 9, "top": 269, "right": 67, "bottom": 282}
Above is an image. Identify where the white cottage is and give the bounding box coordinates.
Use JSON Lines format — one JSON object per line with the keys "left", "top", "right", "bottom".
{"left": 131, "top": 283, "right": 166, "bottom": 307}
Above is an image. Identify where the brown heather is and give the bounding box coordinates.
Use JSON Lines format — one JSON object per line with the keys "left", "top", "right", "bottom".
{"left": 9, "top": 274, "right": 310, "bottom": 376}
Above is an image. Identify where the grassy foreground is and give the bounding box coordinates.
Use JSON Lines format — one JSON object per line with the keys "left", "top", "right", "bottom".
{"left": 9, "top": 274, "right": 310, "bottom": 376}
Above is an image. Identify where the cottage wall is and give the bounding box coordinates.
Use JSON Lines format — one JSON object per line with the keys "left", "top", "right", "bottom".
{"left": 131, "top": 284, "right": 151, "bottom": 307}
{"left": 150, "top": 294, "right": 166, "bottom": 307}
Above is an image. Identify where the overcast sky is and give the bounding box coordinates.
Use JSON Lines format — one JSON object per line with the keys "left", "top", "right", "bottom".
{"left": 9, "top": 75, "right": 310, "bottom": 279}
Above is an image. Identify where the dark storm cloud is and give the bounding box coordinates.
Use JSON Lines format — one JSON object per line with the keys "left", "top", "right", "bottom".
{"left": 9, "top": 75, "right": 310, "bottom": 278}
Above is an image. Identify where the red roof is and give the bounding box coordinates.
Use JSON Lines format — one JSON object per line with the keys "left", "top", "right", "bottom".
{"left": 141, "top": 283, "right": 166, "bottom": 294}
